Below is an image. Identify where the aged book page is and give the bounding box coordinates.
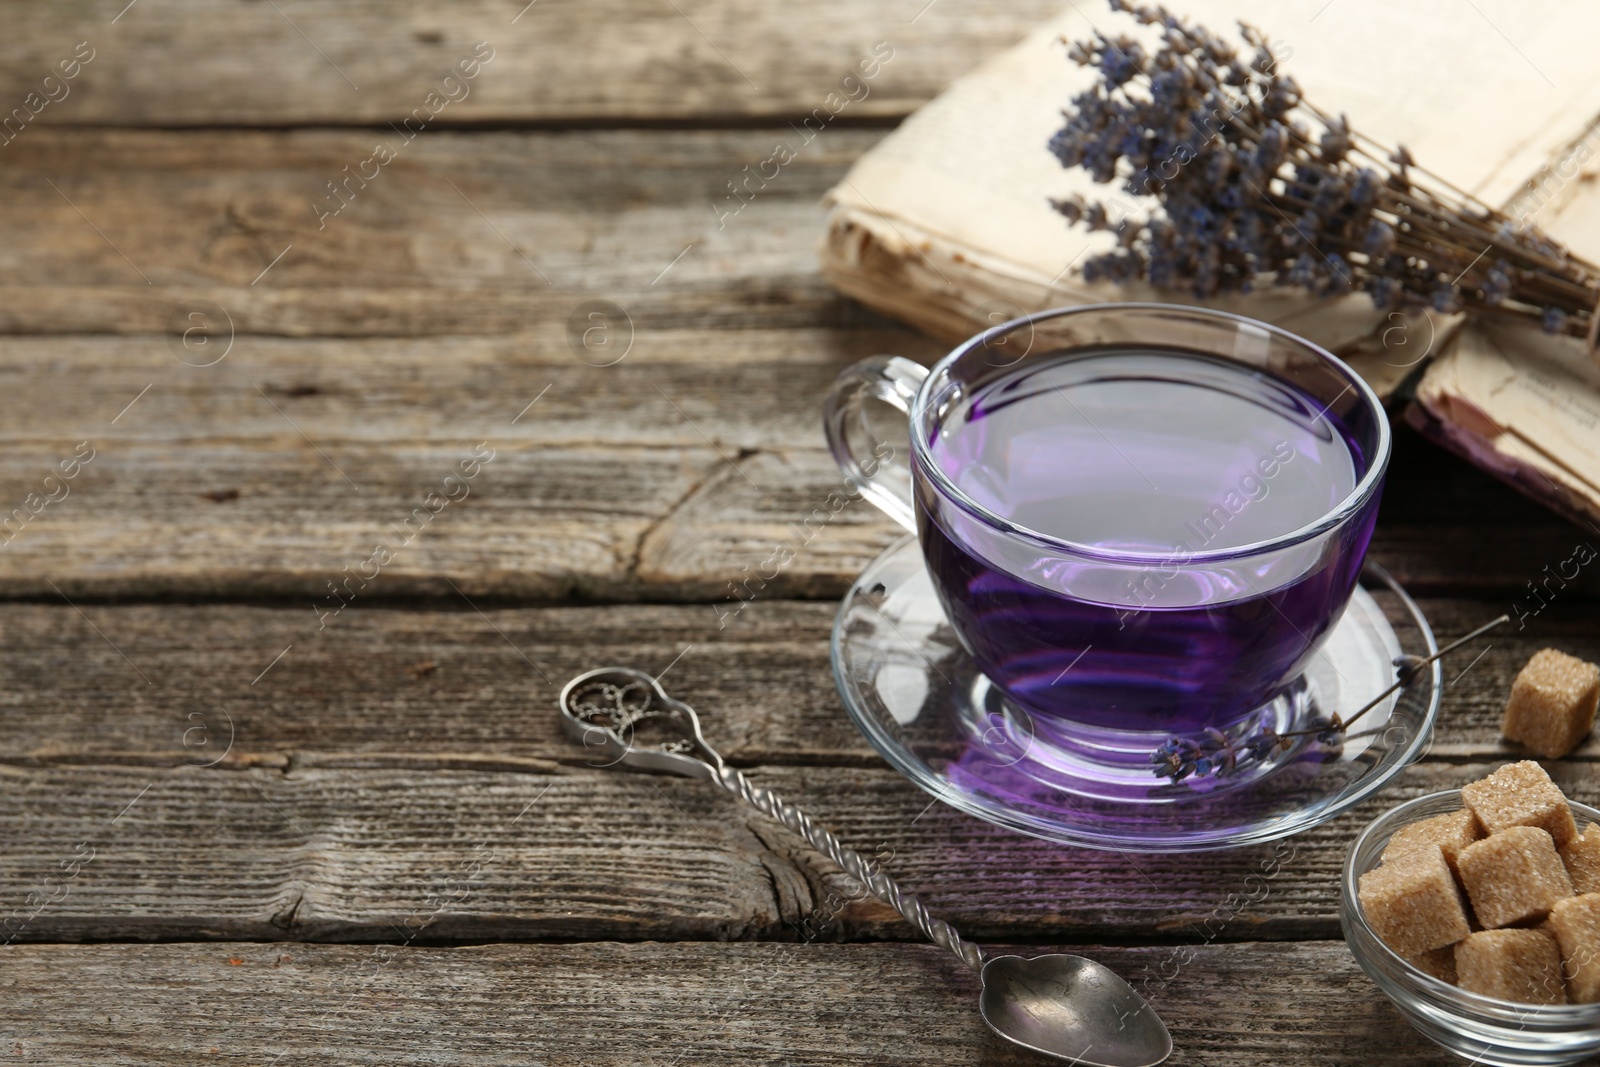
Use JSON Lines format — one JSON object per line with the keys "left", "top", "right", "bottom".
{"left": 1412, "top": 319, "right": 1600, "bottom": 529}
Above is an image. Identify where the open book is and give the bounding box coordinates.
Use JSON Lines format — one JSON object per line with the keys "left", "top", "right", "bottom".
{"left": 820, "top": 0, "right": 1600, "bottom": 527}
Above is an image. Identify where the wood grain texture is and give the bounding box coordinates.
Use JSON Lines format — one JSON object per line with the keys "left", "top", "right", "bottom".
{"left": 0, "top": 436, "right": 899, "bottom": 602}
{"left": 0, "top": 598, "right": 1593, "bottom": 770}
{"left": 0, "top": 758, "right": 1594, "bottom": 944}
{"left": 0, "top": 128, "right": 873, "bottom": 322}
{"left": 0, "top": 939, "right": 1455, "bottom": 1066}
{"left": 0, "top": 340, "right": 1589, "bottom": 601}
{"left": 0, "top": 5, "right": 1577, "bottom": 1061}
{"left": 0, "top": 0, "right": 1062, "bottom": 126}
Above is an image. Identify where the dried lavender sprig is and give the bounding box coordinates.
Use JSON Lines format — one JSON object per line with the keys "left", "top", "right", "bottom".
{"left": 1203, "top": 110, "right": 1589, "bottom": 289}
{"left": 1051, "top": 1, "right": 1600, "bottom": 338}
{"left": 1339, "top": 613, "right": 1509, "bottom": 733}
{"left": 1245, "top": 122, "right": 1592, "bottom": 296}
{"left": 1151, "top": 614, "right": 1509, "bottom": 784}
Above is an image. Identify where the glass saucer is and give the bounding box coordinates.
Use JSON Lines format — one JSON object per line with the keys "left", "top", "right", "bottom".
{"left": 830, "top": 535, "right": 1441, "bottom": 853}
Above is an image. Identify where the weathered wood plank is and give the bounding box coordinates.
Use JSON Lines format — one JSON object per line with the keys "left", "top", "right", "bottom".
{"left": 0, "top": 331, "right": 946, "bottom": 447}
{"left": 0, "top": 128, "right": 874, "bottom": 325}
{"left": 0, "top": 763, "right": 785, "bottom": 944}
{"left": 0, "top": 439, "right": 900, "bottom": 602}
{"left": 0, "top": 759, "right": 1593, "bottom": 944}
{"left": 0, "top": 598, "right": 1592, "bottom": 769}
{"left": 0, "top": 939, "right": 1454, "bottom": 1066}
{"left": 0, "top": 0, "right": 1061, "bottom": 126}
{"left": 0, "top": 283, "right": 865, "bottom": 336}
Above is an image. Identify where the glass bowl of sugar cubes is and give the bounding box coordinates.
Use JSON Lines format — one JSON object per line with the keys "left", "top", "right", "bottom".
{"left": 1341, "top": 761, "right": 1600, "bottom": 1066}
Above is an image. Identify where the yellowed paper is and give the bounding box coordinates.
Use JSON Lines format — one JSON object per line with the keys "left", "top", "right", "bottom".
{"left": 1414, "top": 319, "right": 1600, "bottom": 524}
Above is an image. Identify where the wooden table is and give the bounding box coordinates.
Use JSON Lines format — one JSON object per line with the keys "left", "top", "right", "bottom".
{"left": 1, "top": 3, "right": 1596, "bottom": 1063}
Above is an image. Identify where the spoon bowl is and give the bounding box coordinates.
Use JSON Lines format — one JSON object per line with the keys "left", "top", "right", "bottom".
{"left": 980, "top": 954, "right": 1172, "bottom": 1066}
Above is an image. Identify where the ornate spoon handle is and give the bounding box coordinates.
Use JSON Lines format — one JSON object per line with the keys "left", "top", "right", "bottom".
{"left": 711, "top": 762, "right": 985, "bottom": 972}
{"left": 558, "top": 666, "right": 985, "bottom": 973}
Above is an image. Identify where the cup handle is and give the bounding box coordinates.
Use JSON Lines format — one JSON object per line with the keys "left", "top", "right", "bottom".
{"left": 822, "top": 355, "right": 928, "bottom": 534}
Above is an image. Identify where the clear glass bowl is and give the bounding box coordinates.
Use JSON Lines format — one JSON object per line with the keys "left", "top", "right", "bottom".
{"left": 1341, "top": 789, "right": 1600, "bottom": 1066}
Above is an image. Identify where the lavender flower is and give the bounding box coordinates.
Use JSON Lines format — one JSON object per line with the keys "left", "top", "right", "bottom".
{"left": 1051, "top": 2, "right": 1599, "bottom": 339}
{"left": 1150, "top": 721, "right": 1286, "bottom": 782}
{"left": 1153, "top": 615, "right": 1510, "bottom": 783}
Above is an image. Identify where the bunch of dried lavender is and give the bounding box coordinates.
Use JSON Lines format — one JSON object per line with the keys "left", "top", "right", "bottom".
{"left": 1050, "top": 0, "right": 1600, "bottom": 341}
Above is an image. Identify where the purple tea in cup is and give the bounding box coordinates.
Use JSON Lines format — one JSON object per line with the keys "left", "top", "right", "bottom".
{"left": 824, "top": 304, "right": 1389, "bottom": 764}
{"left": 918, "top": 345, "right": 1375, "bottom": 733}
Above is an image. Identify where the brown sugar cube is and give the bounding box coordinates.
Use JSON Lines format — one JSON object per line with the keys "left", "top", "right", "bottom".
{"left": 1561, "top": 823, "right": 1600, "bottom": 895}
{"left": 1457, "top": 826, "right": 1574, "bottom": 928}
{"left": 1547, "top": 894, "right": 1600, "bottom": 1003}
{"left": 1462, "top": 760, "right": 1578, "bottom": 846}
{"left": 1502, "top": 648, "right": 1599, "bottom": 759}
{"left": 1454, "top": 929, "right": 1568, "bottom": 1004}
{"left": 1406, "top": 945, "right": 1458, "bottom": 984}
{"left": 1382, "top": 808, "right": 1484, "bottom": 874}
{"left": 1359, "top": 845, "right": 1472, "bottom": 957}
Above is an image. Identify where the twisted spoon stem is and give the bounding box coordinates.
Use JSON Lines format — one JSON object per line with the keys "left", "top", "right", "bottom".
{"left": 559, "top": 668, "right": 986, "bottom": 974}
{"left": 714, "top": 763, "right": 986, "bottom": 973}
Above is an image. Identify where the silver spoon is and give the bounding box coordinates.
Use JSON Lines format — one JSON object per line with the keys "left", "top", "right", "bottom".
{"left": 559, "top": 667, "right": 1173, "bottom": 1067}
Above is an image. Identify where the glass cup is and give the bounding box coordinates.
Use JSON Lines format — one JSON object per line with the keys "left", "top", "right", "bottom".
{"left": 823, "top": 303, "right": 1390, "bottom": 764}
